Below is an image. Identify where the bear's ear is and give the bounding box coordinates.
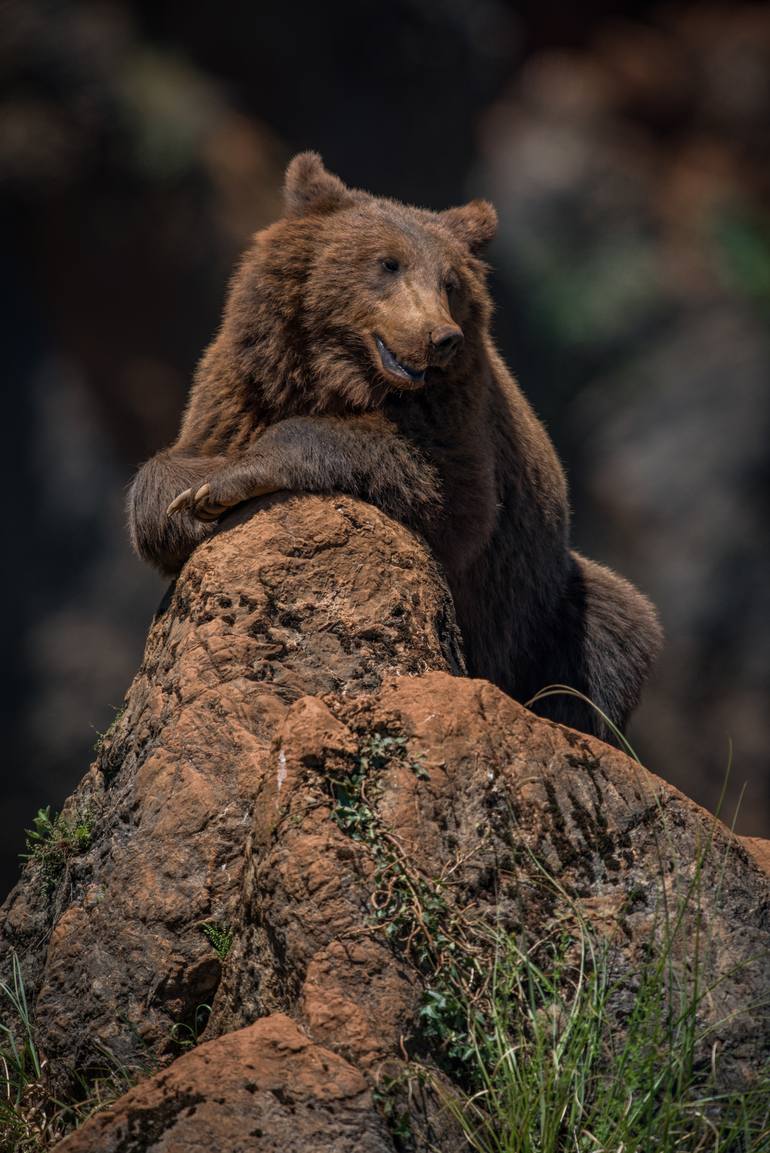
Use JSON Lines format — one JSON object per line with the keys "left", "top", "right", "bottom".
{"left": 284, "top": 152, "right": 352, "bottom": 217}
{"left": 439, "top": 199, "right": 498, "bottom": 254}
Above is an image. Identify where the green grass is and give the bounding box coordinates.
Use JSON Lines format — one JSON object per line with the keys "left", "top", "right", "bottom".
{"left": 712, "top": 208, "right": 770, "bottom": 309}
{"left": 0, "top": 950, "right": 42, "bottom": 1151}
{"left": 92, "top": 704, "right": 126, "bottom": 757}
{"left": 435, "top": 921, "right": 770, "bottom": 1153}
{"left": 0, "top": 950, "right": 149, "bottom": 1151}
{"left": 169, "top": 1003, "right": 212, "bottom": 1052}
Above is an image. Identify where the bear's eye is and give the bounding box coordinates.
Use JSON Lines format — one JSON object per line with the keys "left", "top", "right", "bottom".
{"left": 445, "top": 277, "right": 459, "bottom": 297}
{"left": 381, "top": 258, "right": 400, "bottom": 274}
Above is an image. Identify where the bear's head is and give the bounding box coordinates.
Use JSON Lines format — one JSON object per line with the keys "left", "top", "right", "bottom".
{"left": 222, "top": 152, "right": 498, "bottom": 412}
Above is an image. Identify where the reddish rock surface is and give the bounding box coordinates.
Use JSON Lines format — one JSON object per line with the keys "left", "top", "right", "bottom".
{"left": 0, "top": 494, "right": 462, "bottom": 1093}
{"left": 227, "top": 673, "right": 770, "bottom": 1094}
{"left": 1, "top": 493, "right": 768, "bottom": 1150}
{"left": 55, "top": 1014, "right": 393, "bottom": 1153}
{"left": 741, "top": 836, "right": 770, "bottom": 877}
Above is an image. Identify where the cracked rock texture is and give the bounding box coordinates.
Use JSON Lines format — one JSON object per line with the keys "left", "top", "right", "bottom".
{"left": 1, "top": 493, "right": 769, "bottom": 1151}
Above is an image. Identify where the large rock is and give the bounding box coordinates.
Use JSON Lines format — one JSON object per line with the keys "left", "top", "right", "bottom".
{"left": 0, "top": 494, "right": 462, "bottom": 1092}
{"left": 1, "top": 493, "right": 768, "bottom": 1150}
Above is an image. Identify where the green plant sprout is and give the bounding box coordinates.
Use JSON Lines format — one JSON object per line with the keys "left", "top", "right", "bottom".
{"left": 21, "top": 807, "right": 94, "bottom": 895}
{"left": 201, "top": 922, "right": 233, "bottom": 961}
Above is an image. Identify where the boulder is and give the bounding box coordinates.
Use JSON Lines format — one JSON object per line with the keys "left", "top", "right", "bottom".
{"left": 1, "top": 493, "right": 768, "bottom": 1151}
{"left": 0, "top": 494, "right": 462, "bottom": 1090}
{"left": 54, "top": 1015, "right": 393, "bottom": 1153}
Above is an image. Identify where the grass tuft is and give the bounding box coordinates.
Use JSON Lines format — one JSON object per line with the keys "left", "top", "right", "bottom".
{"left": 436, "top": 920, "right": 770, "bottom": 1153}
{"left": 21, "top": 807, "right": 94, "bottom": 896}
{"left": 0, "top": 951, "right": 142, "bottom": 1151}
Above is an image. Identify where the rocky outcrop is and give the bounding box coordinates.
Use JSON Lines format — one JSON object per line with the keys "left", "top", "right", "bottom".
{"left": 2, "top": 494, "right": 769, "bottom": 1150}
{"left": 0, "top": 495, "right": 462, "bottom": 1090}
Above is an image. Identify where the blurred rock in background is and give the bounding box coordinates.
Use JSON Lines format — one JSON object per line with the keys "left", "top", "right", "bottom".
{"left": 478, "top": 4, "right": 770, "bottom": 834}
{"left": 1, "top": 0, "right": 768, "bottom": 895}
{"left": 0, "top": 0, "right": 284, "bottom": 893}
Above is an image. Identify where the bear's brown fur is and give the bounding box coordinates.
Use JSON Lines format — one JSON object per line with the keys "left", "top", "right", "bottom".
{"left": 129, "top": 152, "right": 662, "bottom": 737}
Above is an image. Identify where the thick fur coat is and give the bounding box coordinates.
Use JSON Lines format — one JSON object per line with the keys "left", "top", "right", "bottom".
{"left": 129, "top": 153, "right": 662, "bottom": 737}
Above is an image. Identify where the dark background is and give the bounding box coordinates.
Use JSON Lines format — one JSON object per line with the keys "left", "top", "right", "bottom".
{"left": 2, "top": 0, "right": 769, "bottom": 898}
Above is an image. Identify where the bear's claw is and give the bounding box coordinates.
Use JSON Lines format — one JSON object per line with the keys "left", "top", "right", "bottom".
{"left": 167, "top": 480, "right": 283, "bottom": 522}
{"left": 166, "top": 484, "right": 231, "bottom": 521}
{"left": 191, "top": 483, "right": 231, "bottom": 522}
{"left": 166, "top": 489, "right": 193, "bottom": 517}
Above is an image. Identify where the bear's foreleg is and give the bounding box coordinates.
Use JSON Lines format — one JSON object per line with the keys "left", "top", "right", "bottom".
{"left": 167, "top": 415, "right": 443, "bottom": 537}
{"left": 128, "top": 449, "right": 229, "bottom": 574}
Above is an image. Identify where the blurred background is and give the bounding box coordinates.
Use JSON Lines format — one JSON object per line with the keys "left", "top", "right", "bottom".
{"left": 2, "top": 0, "right": 769, "bottom": 898}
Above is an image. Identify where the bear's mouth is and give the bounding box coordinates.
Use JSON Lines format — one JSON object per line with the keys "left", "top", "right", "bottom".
{"left": 374, "top": 335, "right": 426, "bottom": 386}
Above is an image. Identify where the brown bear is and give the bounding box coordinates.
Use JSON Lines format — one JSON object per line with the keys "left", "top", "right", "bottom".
{"left": 128, "top": 152, "right": 662, "bottom": 738}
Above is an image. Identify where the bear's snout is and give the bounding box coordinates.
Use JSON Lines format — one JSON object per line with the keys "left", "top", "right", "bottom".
{"left": 429, "top": 324, "right": 464, "bottom": 364}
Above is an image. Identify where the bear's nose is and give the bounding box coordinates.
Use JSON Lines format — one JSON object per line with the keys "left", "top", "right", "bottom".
{"left": 429, "top": 324, "right": 464, "bottom": 359}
